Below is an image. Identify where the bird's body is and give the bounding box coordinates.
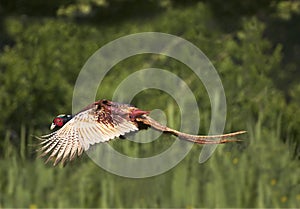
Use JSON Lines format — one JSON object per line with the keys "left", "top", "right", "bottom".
{"left": 37, "top": 99, "right": 246, "bottom": 165}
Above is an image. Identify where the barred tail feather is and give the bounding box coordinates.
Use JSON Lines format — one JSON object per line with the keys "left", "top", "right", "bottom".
{"left": 137, "top": 116, "right": 246, "bottom": 144}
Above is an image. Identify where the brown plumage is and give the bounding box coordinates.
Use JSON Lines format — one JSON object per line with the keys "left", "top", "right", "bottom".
{"left": 37, "top": 99, "right": 246, "bottom": 165}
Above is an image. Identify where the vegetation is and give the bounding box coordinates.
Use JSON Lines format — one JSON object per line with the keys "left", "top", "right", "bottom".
{"left": 0, "top": 0, "right": 299, "bottom": 208}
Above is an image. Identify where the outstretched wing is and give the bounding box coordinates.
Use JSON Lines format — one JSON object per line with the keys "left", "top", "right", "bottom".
{"left": 37, "top": 103, "right": 138, "bottom": 165}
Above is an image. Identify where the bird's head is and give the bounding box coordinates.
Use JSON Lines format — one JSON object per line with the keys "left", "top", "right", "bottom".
{"left": 50, "top": 114, "right": 72, "bottom": 131}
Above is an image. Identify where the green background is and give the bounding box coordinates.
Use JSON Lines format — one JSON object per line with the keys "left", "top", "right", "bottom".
{"left": 0, "top": 0, "right": 299, "bottom": 208}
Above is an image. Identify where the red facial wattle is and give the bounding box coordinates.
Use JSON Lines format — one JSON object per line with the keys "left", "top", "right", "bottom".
{"left": 54, "top": 118, "right": 64, "bottom": 127}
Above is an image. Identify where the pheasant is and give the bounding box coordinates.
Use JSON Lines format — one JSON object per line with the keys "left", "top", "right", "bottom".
{"left": 37, "top": 99, "right": 246, "bottom": 165}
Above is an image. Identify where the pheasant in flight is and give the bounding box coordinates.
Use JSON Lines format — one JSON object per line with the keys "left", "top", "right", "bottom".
{"left": 37, "top": 99, "right": 246, "bottom": 165}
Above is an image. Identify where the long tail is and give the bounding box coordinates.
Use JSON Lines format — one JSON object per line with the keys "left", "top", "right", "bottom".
{"left": 136, "top": 115, "right": 246, "bottom": 144}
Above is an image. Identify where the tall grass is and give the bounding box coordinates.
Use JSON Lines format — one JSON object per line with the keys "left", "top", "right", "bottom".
{"left": 0, "top": 113, "right": 299, "bottom": 208}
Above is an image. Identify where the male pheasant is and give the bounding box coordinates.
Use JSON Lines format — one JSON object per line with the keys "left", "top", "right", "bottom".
{"left": 37, "top": 99, "right": 246, "bottom": 165}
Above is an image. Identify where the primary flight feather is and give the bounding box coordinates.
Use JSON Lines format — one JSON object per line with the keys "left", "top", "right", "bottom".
{"left": 37, "top": 99, "right": 246, "bottom": 165}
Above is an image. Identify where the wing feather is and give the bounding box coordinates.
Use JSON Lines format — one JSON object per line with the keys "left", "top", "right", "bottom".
{"left": 70, "top": 134, "right": 80, "bottom": 161}
{"left": 40, "top": 139, "right": 59, "bottom": 156}
{"left": 38, "top": 102, "right": 139, "bottom": 165}
{"left": 61, "top": 138, "right": 73, "bottom": 165}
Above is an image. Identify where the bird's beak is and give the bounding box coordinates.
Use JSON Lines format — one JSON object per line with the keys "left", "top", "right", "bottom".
{"left": 50, "top": 123, "right": 56, "bottom": 130}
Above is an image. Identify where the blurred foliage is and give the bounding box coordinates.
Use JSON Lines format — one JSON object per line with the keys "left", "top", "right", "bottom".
{"left": 0, "top": 0, "right": 299, "bottom": 208}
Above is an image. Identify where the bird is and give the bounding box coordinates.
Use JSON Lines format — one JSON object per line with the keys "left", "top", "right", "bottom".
{"left": 37, "top": 99, "right": 246, "bottom": 166}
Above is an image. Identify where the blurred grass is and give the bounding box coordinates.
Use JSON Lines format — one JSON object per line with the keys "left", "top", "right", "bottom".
{"left": 0, "top": 111, "right": 299, "bottom": 208}
{"left": 0, "top": 1, "right": 300, "bottom": 208}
